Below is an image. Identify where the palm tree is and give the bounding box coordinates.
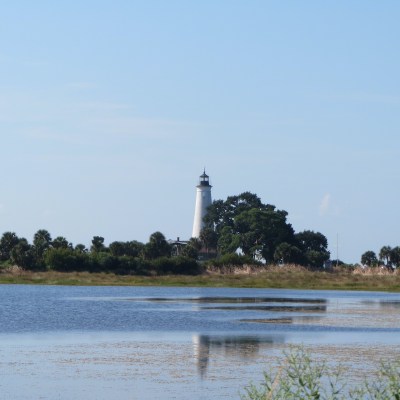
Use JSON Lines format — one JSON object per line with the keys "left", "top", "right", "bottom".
{"left": 33, "top": 229, "right": 52, "bottom": 262}
{"left": 52, "top": 236, "right": 71, "bottom": 249}
{"left": 390, "top": 247, "right": 400, "bottom": 269}
{"left": 90, "top": 236, "right": 105, "bottom": 253}
{"left": 199, "top": 228, "right": 218, "bottom": 254}
{"left": 0, "top": 231, "right": 20, "bottom": 261}
{"left": 379, "top": 246, "right": 392, "bottom": 267}
{"left": 142, "top": 232, "right": 171, "bottom": 259}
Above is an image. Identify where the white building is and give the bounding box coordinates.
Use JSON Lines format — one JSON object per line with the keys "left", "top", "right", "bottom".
{"left": 191, "top": 170, "right": 212, "bottom": 238}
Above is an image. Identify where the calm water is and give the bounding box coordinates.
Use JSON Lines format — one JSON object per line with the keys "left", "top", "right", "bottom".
{"left": 1, "top": 285, "right": 400, "bottom": 399}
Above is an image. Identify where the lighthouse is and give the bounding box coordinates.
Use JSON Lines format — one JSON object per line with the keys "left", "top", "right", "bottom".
{"left": 192, "top": 170, "right": 212, "bottom": 238}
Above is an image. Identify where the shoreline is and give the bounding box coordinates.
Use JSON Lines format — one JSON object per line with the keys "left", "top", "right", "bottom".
{"left": 1, "top": 266, "right": 399, "bottom": 292}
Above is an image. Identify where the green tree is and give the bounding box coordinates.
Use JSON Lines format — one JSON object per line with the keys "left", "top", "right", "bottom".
{"left": 181, "top": 238, "right": 202, "bottom": 259}
{"left": 204, "top": 192, "right": 270, "bottom": 234}
{"left": 125, "top": 241, "right": 144, "bottom": 257}
{"left": 181, "top": 244, "right": 199, "bottom": 259}
{"left": 109, "top": 240, "right": 144, "bottom": 257}
{"left": 0, "top": 231, "right": 20, "bottom": 261}
{"left": 274, "top": 242, "right": 303, "bottom": 264}
{"left": 199, "top": 227, "right": 218, "bottom": 253}
{"left": 109, "top": 241, "right": 126, "bottom": 257}
{"left": 234, "top": 208, "right": 295, "bottom": 262}
{"left": 188, "top": 237, "right": 202, "bottom": 251}
{"left": 142, "top": 232, "right": 171, "bottom": 260}
{"left": 33, "top": 229, "right": 52, "bottom": 266}
{"left": 295, "top": 230, "right": 330, "bottom": 268}
{"left": 390, "top": 246, "right": 400, "bottom": 268}
{"left": 361, "top": 250, "right": 378, "bottom": 267}
{"left": 90, "top": 236, "right": 106, "bottom": 253}
{"left": 75, "top": 244, "right": 87, "bottom": 253}
{"left": 52, "top": 236, "right": 71, "bottom": 249}
{"left": 10, "top": 239, "right": 35, "bottom": 269}
{"left": 217, "top": 226, "right": 241, "bottom": 255}
{"left": 204, "top": 192, "right": 297, "bottom": 263}
{"left": 379, "top": 245, "right": 392, "bottom": 268}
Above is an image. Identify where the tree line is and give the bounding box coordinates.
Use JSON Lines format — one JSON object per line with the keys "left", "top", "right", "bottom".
{"left": 361, "top": 246, "right": 400, "bottom": 269}
{"left": 0, "top": 192, "right": 331, "bottom": 274}
{"left": 0, "top": 230, "right": 201, "bottom": 275}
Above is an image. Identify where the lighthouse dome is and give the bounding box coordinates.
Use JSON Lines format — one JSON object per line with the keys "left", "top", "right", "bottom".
{"left": 199, "top": 170, "right": 210, "bottom": 186}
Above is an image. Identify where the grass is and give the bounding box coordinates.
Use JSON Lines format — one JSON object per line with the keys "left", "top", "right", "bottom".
{"left": 0, "top": 264, "right": 400, "bottom": 291}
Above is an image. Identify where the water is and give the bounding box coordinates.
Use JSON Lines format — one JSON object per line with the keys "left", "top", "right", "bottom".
{"left": 1, "top": 285, "right": 400, "bottom": 399}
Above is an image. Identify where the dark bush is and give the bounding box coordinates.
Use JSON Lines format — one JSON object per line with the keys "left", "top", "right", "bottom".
{"left": 45, "top": 248, "right": 90, "bottom": 272}
{"left": 150, "top": 256, "right": 202, "bottom": 275}
{"left": 89, "top": 252, "right": 120, "bottom": 272}
{"left": 207, "top": 253, "right": 258, "bottom": 268}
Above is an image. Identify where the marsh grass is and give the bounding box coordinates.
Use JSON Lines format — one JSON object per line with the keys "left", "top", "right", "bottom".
{"left": 0, "top": 264, "right": 399, "bottom": 291}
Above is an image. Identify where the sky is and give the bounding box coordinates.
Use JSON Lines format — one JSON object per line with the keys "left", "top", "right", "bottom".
{"left": 1, "top": 1, "right": 400, "bottom": 263}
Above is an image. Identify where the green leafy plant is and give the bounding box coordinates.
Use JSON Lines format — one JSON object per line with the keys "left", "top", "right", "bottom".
{"left": 349, "top": 360, "right": 400, "bottom": 399}
{"left": 241, "top": 347, "right": 400, "bottom": 400}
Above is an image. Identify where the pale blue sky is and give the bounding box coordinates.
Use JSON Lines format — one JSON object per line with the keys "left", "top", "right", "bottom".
{"left": 1, "top": 1, "right": 399, "bottom": 263}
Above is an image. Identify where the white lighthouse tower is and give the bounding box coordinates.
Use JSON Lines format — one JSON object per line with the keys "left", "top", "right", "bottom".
{"left": 192, "top": 170, "right": 212, "bottom": 238}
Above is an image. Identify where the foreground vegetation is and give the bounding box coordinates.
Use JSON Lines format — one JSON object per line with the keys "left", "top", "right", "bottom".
{"left": 1, "top": 264, "right": 400, "bottom": 291}
{"left": 241, "top": 347, "right": 400, "bottom": 399}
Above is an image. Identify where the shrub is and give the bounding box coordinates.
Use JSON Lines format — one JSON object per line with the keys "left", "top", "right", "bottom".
{"left": 45, "top": 248, "right": 90, "bottom": 272}
{"left": 150, "top": 256, "right": 202, "bottom": 275}
{"left": 172, "top": 256, "right": 203, "bottom": 275}
{"left": 89, "top": 252, "right": 120, "bottom": 272}
{"left": 205, "top": 253, "right": 260, "bottom": 273}
{"left": 241, "top": 347, "right": 400, "bottom": 400}
{"left": 207, "top": 253, "right": 258, "bottom": 267}
{"left": 115, "top": 256, "right": 139, "bottom": 275}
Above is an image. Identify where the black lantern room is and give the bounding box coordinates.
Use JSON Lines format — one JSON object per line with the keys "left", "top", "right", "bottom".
{"left": 199, "top": 170, "right": 210, "bottom": 186}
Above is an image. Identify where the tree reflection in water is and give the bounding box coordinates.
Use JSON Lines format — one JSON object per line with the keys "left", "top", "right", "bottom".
{"left": 192, "top": 334, "right": 285, "bottom": 378}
